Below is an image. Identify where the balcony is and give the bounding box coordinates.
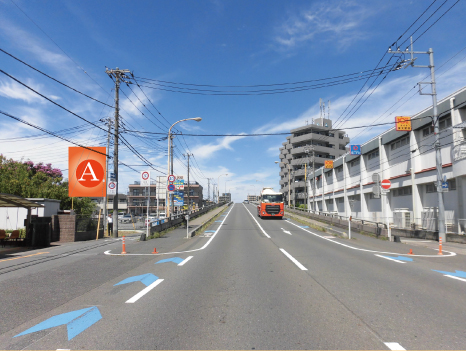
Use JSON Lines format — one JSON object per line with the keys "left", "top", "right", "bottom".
{"left": 286, "top": 154, "right": 293, "bottom": 160}
{"left": 292, "top": 181, "right": 306, "bottom": 188}
{"left": 291, "top": 145, "right": 332, "bottom": 155}
{"left": 279, "top": 169, "right": 288, "bottom": 176}
{"left": 279, "top": 179, "right": 288, "bottom": 185}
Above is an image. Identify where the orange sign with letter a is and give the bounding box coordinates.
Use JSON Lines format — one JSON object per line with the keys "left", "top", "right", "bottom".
{"left": 68, "top": 147, "right": 106, "bottom": 197}
{"left": 324, "top": 160, "right": 334, "bottom": 169}
{"left": 395, "top": 116, "right": 412, "bottom": 131}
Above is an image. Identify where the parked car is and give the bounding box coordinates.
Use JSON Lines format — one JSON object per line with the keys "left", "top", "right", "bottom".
{"left": 158, "top": 212, "right": 166, "bottom": 219}
{"left": 121, "top": 214, "right": 132, "bottom": 223}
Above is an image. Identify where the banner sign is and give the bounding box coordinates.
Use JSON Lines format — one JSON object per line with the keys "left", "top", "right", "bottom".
{"left": 174, "top": 178, "right": 184, "bottom": 190}
{"left": 69, "top": 147, "right": 106, "bottom": 197}
{"left": 324, "top": 160, "right": 334, "bottom": 169}
{"left": 395, "top": 116, "right": 412, "bottom": 131}
{"left": 172, "top": 190, "right": 184, "bottom": 207}
{"left": 141, "top": 171, "right": 150, "bottom": 186}
{"left": 350, "top": 145, "right": 361, "bottom": 155}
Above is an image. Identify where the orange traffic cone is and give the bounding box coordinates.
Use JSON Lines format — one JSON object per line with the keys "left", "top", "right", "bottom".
{"left": 152, "top": 247, "right": 158, "bottom": 254}
{"left": 438, "top": 237, "right": 443, "bottom": 255}
{"left": 121, "top": 236, "right": 127, "bottom": 254}
{"left": 408, "top": 249, "right": 413, "bottom": 255}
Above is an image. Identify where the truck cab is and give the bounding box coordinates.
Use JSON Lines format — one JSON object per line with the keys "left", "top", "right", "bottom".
{"left": 257, "top": 188, "right": 284, "bottom": 219}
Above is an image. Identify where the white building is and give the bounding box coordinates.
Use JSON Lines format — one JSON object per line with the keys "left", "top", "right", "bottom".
{"left": 306, "top": 86, "right": 466, "bottom": 234}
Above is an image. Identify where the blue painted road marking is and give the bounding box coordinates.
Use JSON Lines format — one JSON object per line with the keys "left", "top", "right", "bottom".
{"left": 432, "top": 269, "right": 466, "bottom": 278}
{"left": 204, "top": 230, "right": 216, "bottom": 233}
{"left": 114, "top": 273, "right": 158, "bottom": 287}
{"left": 299, "top": 226, "right": 309, "bottom": 228}
{"left": 215, "top": 220, "right": 223, "bottom": 222}
{"left": 382, "top": 255, "right": 413, "bottom": 262}
{"left": 155, "top": 257, "right": 183, "bottom": 265}
{"left": 14, "top": 306, "right": 102, "bottom": 341}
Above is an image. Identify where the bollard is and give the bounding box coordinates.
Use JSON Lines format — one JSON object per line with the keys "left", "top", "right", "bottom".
{"left": 121, "top": 236, "right": 127, "bottom": 254}
{"left": 152, "top": 247, "right": 158, "bottom": 254}
{"left": 438, "top": 237, "right": 443, "bottom": 255}
{"left": 408, "top": 249, "right": 413, "bottom": 255}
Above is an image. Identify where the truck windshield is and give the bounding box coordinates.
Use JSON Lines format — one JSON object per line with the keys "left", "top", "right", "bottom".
{"left": 262, "top": 194, "right": 283, "bottom": 203}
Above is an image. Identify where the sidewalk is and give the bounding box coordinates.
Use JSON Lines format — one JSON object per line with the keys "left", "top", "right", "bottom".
{"left": 285, "top": 210, "right": 466, "bottom": 256}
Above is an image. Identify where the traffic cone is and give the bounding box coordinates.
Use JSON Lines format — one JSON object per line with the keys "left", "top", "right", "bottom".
{"left": 438, "top": 237, "right": 443, "bottom": 255}
{"left": 408, "top": 249, "right": 413, "bottom": 255}
{"left": 152, "top": 247, "right": 158, "bottom": 254}
{"left": 121, "top": 236, "right": 127, "bottom": 254}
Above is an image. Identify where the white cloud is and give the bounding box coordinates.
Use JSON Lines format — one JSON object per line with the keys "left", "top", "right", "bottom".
{"left": 191, "top": 134, "right": 247, "bottom": 160}
{"left": 0, "top": 79, "right": 44, "bottom": 103}
{"left": 274, "top": 1, "right": 373, "bottom": 51}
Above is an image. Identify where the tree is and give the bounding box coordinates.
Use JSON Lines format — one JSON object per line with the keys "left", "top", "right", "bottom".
{"left": 0, "top": 155, "right": 96, "bottom": 215}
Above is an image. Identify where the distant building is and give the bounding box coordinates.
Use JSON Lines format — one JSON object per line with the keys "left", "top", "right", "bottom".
{"left": 279, "top": 117, "right": 350, "bottom": 206}
{"left": 127, "top": 181, "right": 162, "bottom": 216}
{"left": 247, "top": 195, "right": 259, "bottom": 202}
{"left": 91, "top": 194, "right": 127, "bottom": 214}
{"left": 184, "top": 181, "right": 203, "bottom": 209}
{"left": 219, "top": 193, "right": 231, "bottom": 203}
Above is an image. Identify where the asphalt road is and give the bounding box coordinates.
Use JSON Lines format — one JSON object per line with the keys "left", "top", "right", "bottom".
{"left": 1, "top": 202, "right": 466, "bottom": 350}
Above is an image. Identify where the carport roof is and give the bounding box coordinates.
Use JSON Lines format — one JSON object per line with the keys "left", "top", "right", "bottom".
{"left": 0, "top": 193, "right": 44, "bottom": 208}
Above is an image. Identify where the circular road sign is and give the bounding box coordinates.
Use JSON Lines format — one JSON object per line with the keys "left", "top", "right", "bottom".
{"left": 109, "top": 182, "right": 116, "bottom": 190}
{"left": 381, "top": 179, "right": 391, "bottom": 190}
{"left": 168, "top": 174, "right": 176, "bottom": 182}
{"left": 141, "top": 171, "right": 150, "bottom": 180}
{"left": 167, "top": 184, "right": 175, "bottom": 192}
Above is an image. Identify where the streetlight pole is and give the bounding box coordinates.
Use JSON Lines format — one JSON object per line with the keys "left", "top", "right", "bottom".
{"left": 167, "top": 117, "right": 202, "bottom": 218}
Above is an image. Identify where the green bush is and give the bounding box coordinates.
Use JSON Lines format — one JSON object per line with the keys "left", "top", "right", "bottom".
{"left": 298, "top": 204, "right": 307, "bottom": 210}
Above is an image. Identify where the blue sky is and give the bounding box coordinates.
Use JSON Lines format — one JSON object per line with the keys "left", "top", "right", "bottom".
{"left": 1, "top": 0, "right": 466, "bottom": 203}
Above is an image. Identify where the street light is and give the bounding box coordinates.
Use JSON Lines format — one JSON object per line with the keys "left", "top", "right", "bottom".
{"left": 167, "top": 117, "right": 202, "bottom": 218}
{"left": 217, "top": 174, "right": 228, "bottom": 203}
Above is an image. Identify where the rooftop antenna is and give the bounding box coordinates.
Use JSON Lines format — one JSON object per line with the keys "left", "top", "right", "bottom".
{"left": 319, "top": 98, "right": 323, "bottom": 118}
{"left": 328, "top": 100, "right": 331, "bottom": 119}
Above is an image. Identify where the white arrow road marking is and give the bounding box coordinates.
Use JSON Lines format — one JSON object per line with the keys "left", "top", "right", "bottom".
{"left": 281, "top": 228, "right": 292, "bottom": 235}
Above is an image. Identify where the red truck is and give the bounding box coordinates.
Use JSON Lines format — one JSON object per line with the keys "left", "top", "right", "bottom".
{"left": 257, "top": 187, "right": 284, "bottom": 219}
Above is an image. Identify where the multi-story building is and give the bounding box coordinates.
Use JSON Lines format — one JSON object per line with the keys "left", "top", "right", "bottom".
{"left": 279, "top": 117, "right": 350, "bottom": 206}
{"left": 247, "top": 195, "right": 259, "bottom": 202}
{"left": 127, "top": 180, "right": 164, "bottom": 216}
{"left": 91, "top": 194, "right": 127, "bottom": 215}
{"left": 184, "top": 181, "right": 203, "bottom": 209}
{"left": 219, "top": 193, "right": 231, "bottom": 203}
{"left": 306, "top": 85, "right": 466, "bottom": 234}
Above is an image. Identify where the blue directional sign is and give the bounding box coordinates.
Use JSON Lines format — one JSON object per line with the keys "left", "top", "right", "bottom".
{"left": 381, "top": 255, "right": 413, "bottom": 262}
{"left": 114, "top": 273, "right": 159, "bottom": 287}
{"left": 432, "top": 269, "right": 466, "bottom": 278}
{"left": 442, "top": 181, "right": 449, "bottom": 189}
{"left": 350, "top": 145, "right": 361, "bottom": 155}
{"left": 155, "top": 257, "right": 183, "bottom": 264}
{"left": 14, "top": 306, "right": 102, "bottom": 341}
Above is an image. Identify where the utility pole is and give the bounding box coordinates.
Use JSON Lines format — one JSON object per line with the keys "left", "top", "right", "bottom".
{"left": 106, "top": 67, "right": 130, "bottom": 238}
{"left": 388, "top": 38, "right": 446, "bottom": 242}
{"left": 183, "top": 153, "right": 193, "bottom": 238}
{"left": 100, "top": 117, "right": 113, "bottom": 235}
{"left": 170, "top": 135, "right": 175, "bottom": 216}
{"left": 207, "top": 178, "right": 211, "bottom": 202}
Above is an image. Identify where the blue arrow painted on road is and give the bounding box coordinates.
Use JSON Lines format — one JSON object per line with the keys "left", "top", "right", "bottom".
{"left": 114, "top": 273, "right": 158, "bottom": 287}
{"left": 14, "top": 306, "right": 102, "bottom": 341}
{"left": 299, "top": 225, "right": 309, "bottom": 228}
{"left": 432, "top": 269, "right": 466, "bottom": 278}
{"left": 382, "top": 255, "right": 413, "bottom": 262}
{"left": 204, "top": 230, "right": 216, "bottom": 233}
{"left": 155, "top": 257, "right": 183, "bottom": 265}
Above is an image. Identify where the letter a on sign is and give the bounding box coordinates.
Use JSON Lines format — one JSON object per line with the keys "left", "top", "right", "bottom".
{"left": 69, "top": 147, "right": 106, "bottom": 197}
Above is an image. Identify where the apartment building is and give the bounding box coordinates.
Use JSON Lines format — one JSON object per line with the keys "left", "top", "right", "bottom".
{"left": 91, "top": 194, "right": 127, "bottom": 215}
{"left": 184, "top": 181, "right": 203, "bottom": 209}
{"left": 247, "top": 195, "right": 259, "bottom": 202}
{"left": 219, "top": 193, "right": 231, "bottom": 203}
{"left": 127, "top": 177, "right": 167, "bottom": 216}
{"left": 279, "top": 117, "right": 350, "bottom": 206}
{"left": 306, "top": 86, "right": 466, "bottom": 234}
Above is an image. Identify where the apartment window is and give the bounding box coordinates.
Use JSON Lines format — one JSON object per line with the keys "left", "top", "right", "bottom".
{"left": 423, "top": 126, "right": 434, "bottom": 137}
{"left": 336, "top": 197, "right": 344, "bottom": 204}
{"left": 336, "top": 166, "right": 343, "bottom": 173}
{"left": 449, "top": 178, "right": 457, "bottom": 190}
{"left": 132, "top": 189, "right": 139, "bottom": 196}
{"left": 393, "top": 186, "right": 412, "bottom": 197}
{"left": 426, "top": 183, "right": 436, "bottom": 193}
{"left": 368, "top": 150, "right": 379, "bottom": 160}
{"left": 439, "top": 117, "right": 452, "bottom": 131}
{"left": 350, "top": 158, "right": 360, "bottom": 167}
{"left": 390, "top": 135, "right": 410, "bottom": 150}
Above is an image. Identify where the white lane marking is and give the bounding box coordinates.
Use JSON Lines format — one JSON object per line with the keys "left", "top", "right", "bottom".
{"left": 323, "top": 236, "right": 336, "bottom": 239}
{"left": 178, "top": 256, "right": 193, "bottom": 266}
{"left": 402, "top": 240, "right": 433, "bottom": 243}
{"left": 384, "top": 342, "right": 406, "bottom": 350}
{"left": 279, "top": 248, "right": 308, "bottom": 271}
{"left": 285, "top": 219, "right": 456, "bottom": 257}
{"left": 126, "top": 279, "right": 164, "bottom": 303}
{"left": 243, "top": 204, "right": 271, "bottom": 238}
{"left": 105, "top": 205, "right": 235, "bottom": 256}
{"left": 375, "top": 254, "right": 406, "bottom": 264}
{"left": 281, "top": 228, "right": 292, "bottom": 235}
{"left": 444, "top": 275, "right": 466, "bottom": 283}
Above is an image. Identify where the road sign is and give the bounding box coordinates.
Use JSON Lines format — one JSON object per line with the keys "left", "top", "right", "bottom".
{"left": 174, "top": 178, "right": 185, "bottom": 190}
{"left": 381, "top": 179, "right": 391, "bottom": 189}
{"left": 372, "top": 173, "right": 380, "bottom": 183}
{"left": 167, "top": 184, "right": 175, "bottom": 192}
{"left": 324, "top": 160, "right": 334, "bottom": 169}
{"left": 141, "top": 171, "right": 150, "bottom": 186}
{"left": 395, "top": 116, "right": 412, "bottom": 131}
{"left": 110, "top": 172, "right": 116, "bottom": 180}
{"left": 350, "top": 145, "right": 361, "bottom": 155}
{"left": 168, "top": 174, "right": 176, "bottom": 182}
{"left": 372, "top": 185, "right": 381, "bottom": 197}
{"left": 108, "top": 181, "right": 117, "bottom": 195}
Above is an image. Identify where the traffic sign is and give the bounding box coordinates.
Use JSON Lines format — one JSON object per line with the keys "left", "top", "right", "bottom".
{"left": 167, "top": 184, "right": 175, "bottom": 192}
{"left": 350, "top": 145, "right": 361, "bottom": 155}
{"left": 324, "top": 160, "right": 334, "bottom": 169}
{"left": 108, "top": 181, "right": 117, "bottom": 195}
{"left": 372, "top": 173, "right": 380, "bottom": 183}
{"left": 395, "top": 116, "right": 412, "bottom": 131}
{"left": 381, "top": 179, "right": 391, "bottom": 190}
{"left": 168, "top": 175, "right": 176, "bottom": 182}
{"left": 141, "top": 171, "right": 150, "bottom": 186}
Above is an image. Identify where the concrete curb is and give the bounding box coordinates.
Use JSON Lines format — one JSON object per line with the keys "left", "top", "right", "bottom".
{"left": 189, "top": 203, "right": 231, "bottom": 237}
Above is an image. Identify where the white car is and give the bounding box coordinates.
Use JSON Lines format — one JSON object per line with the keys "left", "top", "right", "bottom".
{"left": 158, "top": 213, "right": 166, "bottom": 219}
{"left": 145, "top": 217, "right": 156, "bottom": 226}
